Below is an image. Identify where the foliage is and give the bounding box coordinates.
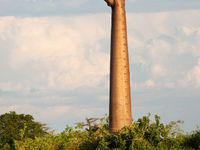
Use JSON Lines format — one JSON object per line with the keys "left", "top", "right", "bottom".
{"left": 184, "top": 127, "right": 200, "bottom": 149}
{"left": 0, "top": 112, "right": 199, "bottom": 150}
{"left": 0, "top": 111, "right": 47, "bottom": 149}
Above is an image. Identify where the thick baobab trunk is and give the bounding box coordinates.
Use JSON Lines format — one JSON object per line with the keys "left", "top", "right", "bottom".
{"left": 104, "top": 0, "right": 132, "bottom": 132}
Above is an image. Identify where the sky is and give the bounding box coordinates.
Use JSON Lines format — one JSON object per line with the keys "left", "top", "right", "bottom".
{"left": 0, "top": 0, "right": 200, "bottom": 133}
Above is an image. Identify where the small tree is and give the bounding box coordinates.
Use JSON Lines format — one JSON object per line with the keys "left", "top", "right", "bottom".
{"left": 0, "top": 111, "right": 47, "bottom": 149}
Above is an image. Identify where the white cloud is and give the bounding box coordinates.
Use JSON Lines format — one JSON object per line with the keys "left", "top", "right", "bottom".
{"left": 131, "top": 55, "right": 146, "bottom": 66}
{"left": 181, "top": 26, "right": 194, "bottom": 36}
{"left": 163, "top": 82, "right": 175, "bottom": 88}
{"left": 1, "top": 11, "right": 200, "bottom": 93}
{"left": 145, "top": 80, "right": 155, "bottom": 87}
{"left": 181, "top": 58, "right": 200, "bottom": 88}
{"left": 133, "top": 79, "right": 155, "bottom": 90}
{"left": 0, "top": 82, "right": 21, "bottom": 91}
{"left": 0, "top": 16, "right": 109, "bottom": 91}
{"left": 127, "top": 10, "right": 200, "bottom": 89}
{"left": 152, "top": 64, "right": 167, "bottom": 76}
{"left": 148, "top": 39, "right": 171, "bottom": 62}
{"left": 176, "top": 26, "right": 200, "bottom": 56}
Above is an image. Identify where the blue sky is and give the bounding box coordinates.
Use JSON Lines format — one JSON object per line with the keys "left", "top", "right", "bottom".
{"left": 0, "top": 0, "right": 200, "bottom": 133}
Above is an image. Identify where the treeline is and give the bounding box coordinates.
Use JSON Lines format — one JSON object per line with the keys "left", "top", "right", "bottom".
{"left": 0, "top": 111, "right": 199, "bottom": 150}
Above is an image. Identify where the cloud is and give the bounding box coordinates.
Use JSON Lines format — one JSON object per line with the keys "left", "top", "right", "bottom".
{"left": 163, "top": 82, "right": 175, "bottom": 89}
{"left": 152, "top": 65, "right": 167, "bottom": 76}
{"left": 0, "top": 16, "right": 110, "bottom": 91}
{"left": 180, "top": 58, "right": 200, "bottom": 88}
{"left": 176, "top": 26, "right": 200, "bottom": 57}
{"left": 133, "top": 79, "right": 155, "bottom": 90}
{"left": 127, "top": 10, "right": 200, "bottom": 89}
{"left": 0, "top": 82, "right": 21, "bottom": 92}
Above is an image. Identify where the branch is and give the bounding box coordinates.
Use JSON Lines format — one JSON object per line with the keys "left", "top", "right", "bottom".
{"left": 104, "top": 0, "right": 115, "bottom": 7}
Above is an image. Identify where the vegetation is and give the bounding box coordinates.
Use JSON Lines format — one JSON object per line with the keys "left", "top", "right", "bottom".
{"left": 0, "top": 112, "right": 199, "bottom": 150}
{"left": 0, "top": 112, "right": 48, "bottom": 150}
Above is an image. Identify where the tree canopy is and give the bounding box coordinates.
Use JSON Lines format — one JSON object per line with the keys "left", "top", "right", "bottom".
{"left": 0, "top": 111, "right": 47, "bottom": 149}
